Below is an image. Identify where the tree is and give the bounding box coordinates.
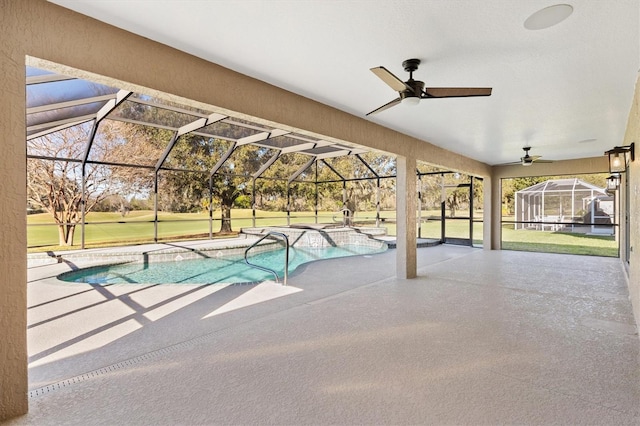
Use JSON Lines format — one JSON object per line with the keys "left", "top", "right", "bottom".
{"left": 158, "top": 131, "right": 276, "bottom": 233}
{"left": 94, "top": 194, "right": 130, "bottom": 216}
{"left": 446, "top": 188, "right": 466, "bottom": 217}
{"left": 27, "top": 120, "right": 164, "bottom": 246}
{"left": 214, "top": 145, "right": 275, "bottom": 232}
{"left": 27, "top": 125, "right": 113, "bottom": 246}
{"left": 309, "top": 153, "right": 398, "bottom": 215}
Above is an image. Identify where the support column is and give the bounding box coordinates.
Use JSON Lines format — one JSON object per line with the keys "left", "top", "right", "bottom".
{"left": 396, "top": 155, "right": 417, "bottom": 279}
{"left": 0, "top": 40, "right": 28, "bottom": 419}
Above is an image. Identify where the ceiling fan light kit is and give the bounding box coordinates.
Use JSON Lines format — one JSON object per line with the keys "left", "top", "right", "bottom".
{"left": 401, "top": 96, "right": 420, "bottom": 106}
{"left": 366, "top": 58, "right": 492, "bottom": 116}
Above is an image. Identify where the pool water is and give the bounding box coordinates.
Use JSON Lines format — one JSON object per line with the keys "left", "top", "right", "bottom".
{"left": 59, "top": 244, "right": 386, "bottom": 285}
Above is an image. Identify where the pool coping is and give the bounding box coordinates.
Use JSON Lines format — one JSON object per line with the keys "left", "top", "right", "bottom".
{"left": 27, "top": 227, "right": 390, "bottom": 268}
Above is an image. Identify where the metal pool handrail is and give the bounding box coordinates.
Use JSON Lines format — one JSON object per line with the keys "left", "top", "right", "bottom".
{"left": 244, "top": 231, "right": 289, "bottom": 285}
{"left": 333, "top": 207, "right": 353, "bottom": 226}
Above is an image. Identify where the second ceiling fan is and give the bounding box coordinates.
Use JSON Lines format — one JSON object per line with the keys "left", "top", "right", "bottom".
{"left": 367, "top": 58, "right": 492, "bottom": 116}
{"left": 518, "top": 146, "right": 552, "bottom": 166}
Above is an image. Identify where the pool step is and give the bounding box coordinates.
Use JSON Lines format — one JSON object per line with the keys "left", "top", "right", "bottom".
{"left": 379, "top": 238, "right": 442, "bottom": 249}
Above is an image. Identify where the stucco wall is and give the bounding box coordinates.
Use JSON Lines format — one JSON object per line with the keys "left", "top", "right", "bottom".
{"left": 0, "top": 2, "right": 29, "bottom": 419}
{"left": 623, "top": 73, "right": 640, "bottom": 324}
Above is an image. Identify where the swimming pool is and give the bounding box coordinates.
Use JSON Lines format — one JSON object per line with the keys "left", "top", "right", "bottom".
{"left": 59, "top": 244, "right": 387, "bottom": 285}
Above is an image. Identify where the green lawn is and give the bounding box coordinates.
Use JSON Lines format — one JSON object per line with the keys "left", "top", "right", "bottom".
{"left": 501, "top": 226, "right": 617, "bottom": 257}
{"left": 27, "top": 210, "right": 619, "bottom": 257}
{"left": 416, "top": 218, "right": 616, "bottom": 256}
{"left": 27, "top": 210, "right": 344, "bottom": 251}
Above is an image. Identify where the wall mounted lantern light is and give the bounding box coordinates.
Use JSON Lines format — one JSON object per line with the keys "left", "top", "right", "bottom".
{"left": 604, "top": 142, "right": 634, "bottom": 191}
{"left": 605, "top": 142, "right": 634, "bottom": 174}
{"left": 606, "top": 173, "right": 621, "bottom": 192}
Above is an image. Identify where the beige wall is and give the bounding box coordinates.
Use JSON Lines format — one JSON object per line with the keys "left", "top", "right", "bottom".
{"left": 396, "top": 156, "right": 418, "bottom": 279}
{"left": 0, "top": 14, "right": 28, "bottom": 421}
{"left": 622, "top": 73, "right": 640, "bottom": 324}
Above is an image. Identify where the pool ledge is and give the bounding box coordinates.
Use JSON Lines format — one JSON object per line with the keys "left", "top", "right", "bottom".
{"left": 28, "top": 227, "right": 390, "bottom": 268}
{"left": 27, "top": 236, "right": 268, "bottom": 268}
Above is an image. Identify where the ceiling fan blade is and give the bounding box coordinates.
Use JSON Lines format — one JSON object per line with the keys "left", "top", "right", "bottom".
{"left": 370, "top": 67, "right": 412, "bottom": 93}
{"left": 366, "top": 97, "right": 402, "bottom": 116}
{"left": 422, "top": 87, "right": 492, "bottom": 98}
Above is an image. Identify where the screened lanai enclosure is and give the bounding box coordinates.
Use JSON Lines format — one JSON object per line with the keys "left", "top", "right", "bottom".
{"left": 514, "top": 178, "right": 614, "bottom": 235}
{"left": 26, "top": 65, "right": 406, "bottom": 249}
{"left": 27, "top": 65, "right": 444, "bottom": 250}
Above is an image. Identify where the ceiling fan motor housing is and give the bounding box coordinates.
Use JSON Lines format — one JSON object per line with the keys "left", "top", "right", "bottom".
{"left": 401, "top": 80, "right": 425, "bottom": 100}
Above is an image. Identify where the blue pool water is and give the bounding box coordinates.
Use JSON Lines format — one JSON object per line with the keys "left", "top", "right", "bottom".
{"left": 59, "top": 244, "right": 386, "bottom": 285}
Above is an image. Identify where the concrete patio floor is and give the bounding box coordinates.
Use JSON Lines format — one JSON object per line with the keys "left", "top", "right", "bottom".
{"left": 9, "top": 244, "right": 640, "bottom": 425}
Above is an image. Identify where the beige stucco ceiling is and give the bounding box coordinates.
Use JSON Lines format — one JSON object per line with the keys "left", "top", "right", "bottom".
{"left": 49, "top": 0, "right": 639, "bottom": 166}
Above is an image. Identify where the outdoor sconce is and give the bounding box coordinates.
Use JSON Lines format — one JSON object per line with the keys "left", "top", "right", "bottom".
{"left": 605, "top": 142, "right": 634, "bottom": 174}
{"left": 606, "top": 173, "right": 621, "bottom": 192}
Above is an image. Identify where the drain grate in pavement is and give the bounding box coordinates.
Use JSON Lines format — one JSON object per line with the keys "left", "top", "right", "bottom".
{"left": 29, "top": 332, "right": 219, "bottom": 398}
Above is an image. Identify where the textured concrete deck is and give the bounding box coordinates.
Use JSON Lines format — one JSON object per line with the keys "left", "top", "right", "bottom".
{"left": 10, "top": 244, "right": 640, "bottom": 425}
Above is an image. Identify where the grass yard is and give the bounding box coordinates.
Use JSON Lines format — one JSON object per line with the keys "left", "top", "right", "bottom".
{"left": 27, "top": 210, "right": 346, "bottom": 252}
{"left": 501, "top": 226, "right": 618, "bottom": 257}
{"left": 416, "top": 218, "right": 616, "bottom": 256}
{"left": 27, "top": 210, "right": 618, "bottom": 257}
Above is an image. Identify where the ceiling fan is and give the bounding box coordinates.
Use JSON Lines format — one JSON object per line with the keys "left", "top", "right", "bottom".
{"left": 518, "top": 146, "right": 551, "bottom": 166}
{"left": 366, "top": 58, "right": 492, "bottom": 116}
